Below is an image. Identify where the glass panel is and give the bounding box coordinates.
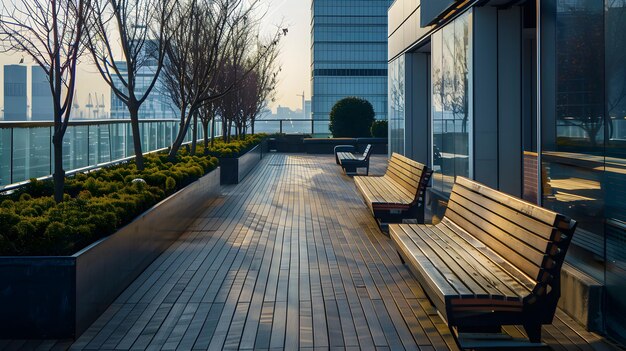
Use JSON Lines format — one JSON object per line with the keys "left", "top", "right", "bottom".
{"left": 10, "top": 127, "right": 50, "bottom": 182}
{"left": 313, "top": 120, "right": 331, "bottom": 137}
{"left": 253, "top": 120, "right": 281, "bottom": 134}
{"left": 281, "top": 120, "right": 312, "bottom": 134}
{"left": 28, "top": 128, "right": 51, "bottom": 179}
{"left": 0, "top": 129, "right": 11, "bottom": 186}
{"left": 543, "top": 0, "right": 605, "bottom": 279}
{"left": 604, "top": 0, "right": 626, "bottom": 341}
{"left": 389, "top": 55, "right": 405, "bottom": 155}
{"left": 431, "top": 10, "right": 472, "bottom": 194}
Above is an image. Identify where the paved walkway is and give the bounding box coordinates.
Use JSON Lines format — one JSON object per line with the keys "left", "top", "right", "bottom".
{"left": 3, "top": 154, "right": 615, "bottom": 350}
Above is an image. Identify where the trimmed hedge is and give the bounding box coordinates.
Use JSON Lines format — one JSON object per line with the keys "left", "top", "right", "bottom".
{"left": 0, "top": 153, "right": 219, "bottom": 256}
{"left": 198, "top": 134, "right": 267, "bottom": 158}
{"left": 370, "top": 120, "right": 388, "bottom": 138}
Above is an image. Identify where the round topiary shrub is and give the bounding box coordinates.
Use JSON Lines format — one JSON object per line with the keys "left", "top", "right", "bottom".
{"left": 370, "top": 120, "right": 388, "bottom": 138}
{"left": 329, "top": 97, "right": 376, "bottom": 138}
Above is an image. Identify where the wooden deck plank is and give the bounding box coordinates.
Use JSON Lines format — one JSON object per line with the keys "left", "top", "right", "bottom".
{"left": 47, "top": 153, "right": 616, "bottom": 351}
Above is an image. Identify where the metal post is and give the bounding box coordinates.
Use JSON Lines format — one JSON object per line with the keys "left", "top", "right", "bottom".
{"left": 49, "top": 126, "right": 52, "bottom": 174}
{"left": 10, "top": 128, "right": 14, "bottom": 184}
{"left": 280, "top": 120, "right": 283, "bottom": 134}
{"left": 87, "top": 125, "right": 90, "bottom": 165}
{"left": 536, "top": 0, "right": 542, "bottom": 206}
{"left": 311, "top": 119, "right": 315, "bottom": 135}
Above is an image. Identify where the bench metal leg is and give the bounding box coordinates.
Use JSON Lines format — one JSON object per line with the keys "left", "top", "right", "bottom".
{"left": 523, "top": 323, "right": 542, "bottom": 343}
{"left": 342, "top": 165, "right": 357, "bottom": 175}
{"left": 397, "top": 251, "right": 405, "bottom": 265}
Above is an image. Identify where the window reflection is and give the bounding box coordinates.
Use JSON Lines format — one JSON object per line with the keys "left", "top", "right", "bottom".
{"left": 389, "top": 55, "right": 405, "bottom": 155}
{"left": 543, "top": 0, "right": 626, "bottom": 342}
{"left": 431, "top": 10, "right": 472, "bottom": 194}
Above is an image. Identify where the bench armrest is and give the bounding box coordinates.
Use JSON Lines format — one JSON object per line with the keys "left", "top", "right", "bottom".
{"left": 334, "top": 145, "right": 356, "bottom": 164}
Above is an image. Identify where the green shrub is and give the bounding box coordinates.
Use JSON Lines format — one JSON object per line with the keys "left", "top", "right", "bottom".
{"left": 196, "top": 134, "right": 267, "bottom": 158}
{"left": 370, "top": 120, "right": 388, "bottom": 138}
{"left": 329, "top": 97, "right": 376, "bottom": 138}
{"left": 0, "top": 150, "right": 219, "bottom": 256}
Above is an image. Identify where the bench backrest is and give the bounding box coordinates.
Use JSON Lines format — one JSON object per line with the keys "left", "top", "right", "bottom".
{"left": 384, "top": 153, "right": 432, "bottom": 204}
{"left": 362, "top": 144, "right": 373, "bottom": 159}
{"left": 444, "top": 177, "right": 576, "bottom": 308}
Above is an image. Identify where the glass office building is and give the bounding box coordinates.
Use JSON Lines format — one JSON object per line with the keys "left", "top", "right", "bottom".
{"left": 311, "top": 0, "right": 391, "bottom": 121}
{"left": 389, "top": 0, "right": 626, "bottom": 344}
{"left": 3, "top": 65, "right": 27, "bottom": 121}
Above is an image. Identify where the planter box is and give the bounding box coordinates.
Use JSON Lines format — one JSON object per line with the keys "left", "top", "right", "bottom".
{"left": 0, "top": 168, "right": 221, "bottom": 339}
{"left": 219, "top": 144, "right": 263, "bottom": 185}
{"left": 303, "top": 137, "right": 388, "bottom": 154}
{"left": 275, "top": 134, "right": 307, "bottom": 152}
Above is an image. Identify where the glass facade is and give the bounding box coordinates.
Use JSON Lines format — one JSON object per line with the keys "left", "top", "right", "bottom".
{"left": 431, "top": 11, "right": 472, "bottom": 194}
{"left": 311, "top": 0, "right": 391, "bottom": 121}
{"left": 389, "top": 55, "right": 405, "bottom": 155}
{"left": 541, "top": 0, "right": 626, "bottom": 342}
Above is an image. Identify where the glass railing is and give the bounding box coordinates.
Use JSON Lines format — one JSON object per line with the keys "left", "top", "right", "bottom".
{"left": 0, "top": 118, "right": 331, "bottom": 189}
{"left": 252, "top": 118, "right": 331, "bottom": 136}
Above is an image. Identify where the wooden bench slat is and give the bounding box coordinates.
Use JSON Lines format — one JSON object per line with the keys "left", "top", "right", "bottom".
{"left": 452, "top": 185, "right": 557, "bottom": 242}
{"left": 355, "top": 177, "right": 408, "bottom": 205}
{"left": 390, "top": 227, "right": 457, "bottom": 319}
{"left": 447, "top": 194, "right": 549, "bottom": 265}
{"left": 455, "top": 177, "right": 560, "bottom": 227}
{"left": 440, "top": 218, "right": 539, "bottom": 292}
{"left": 444, "top": 205, "right": 545, "bottom": 283}
{"left": 403, "top": 224, "right": 491, "bottom": 298}
{"left": 354, "top": 153, "right": 431, "bottom": 224}
{"left": 426, "top": 224, "right": 530, "bottom": 299}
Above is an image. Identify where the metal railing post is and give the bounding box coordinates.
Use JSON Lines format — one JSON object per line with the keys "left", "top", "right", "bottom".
{"left": 87, "top": 125, "right": 90, "bottom": 165}
{"left": 10, "top": 128, "right": 14, "bottom": 184}
{"left": 311, "top": 119, "right": 315, "bottom": 135}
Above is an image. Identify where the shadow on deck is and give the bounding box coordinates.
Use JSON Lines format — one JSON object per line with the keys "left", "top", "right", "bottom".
{"left": 4, "top": 154, "right": 618, "bottom": 350}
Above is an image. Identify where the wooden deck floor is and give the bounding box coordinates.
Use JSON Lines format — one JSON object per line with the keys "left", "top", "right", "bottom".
{"left": 4, "top": 154, "right": 617, "bottom": 351}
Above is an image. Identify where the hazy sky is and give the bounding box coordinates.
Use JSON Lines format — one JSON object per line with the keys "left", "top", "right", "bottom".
{"left": 0, "top": 0, "right": 311, "bottom": 114}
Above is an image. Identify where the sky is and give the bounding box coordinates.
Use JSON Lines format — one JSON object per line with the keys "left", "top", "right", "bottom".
{"left": 0, "top": 0, "right": 311, "bottom": 115}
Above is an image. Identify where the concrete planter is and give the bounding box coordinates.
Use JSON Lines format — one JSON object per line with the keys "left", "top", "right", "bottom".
{"left": 219, "top": 144, "right": 263, "bottom": 185}
{"left": 0, "top": 168, "right": 221, "bottom": 339}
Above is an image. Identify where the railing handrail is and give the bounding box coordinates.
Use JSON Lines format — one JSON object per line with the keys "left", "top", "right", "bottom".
{"left": 0, "top": 118, "right": 331, "bottom": 128}
{"left": 0, "top": 119, "right": 181, "bottom": 128}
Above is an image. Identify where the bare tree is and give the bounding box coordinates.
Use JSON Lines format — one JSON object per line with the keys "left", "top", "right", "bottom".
{"left": 0, "top": 0, "right": 91, "bottom": 202}
{"left": 84, "top": 0, "right": 174, "bottom": 169}
{"left": 161, "top": 0, "right": 238, "bottom": 159}
{"left": 240, "top": 40, "right": 279, "bottom": 136}
{"left": 162, "top": 0, "right": 284, "bottom": 156}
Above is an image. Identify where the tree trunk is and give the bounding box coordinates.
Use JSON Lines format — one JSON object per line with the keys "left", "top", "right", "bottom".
{"left": 168, "top": 111, "right": 190, "bottom": 160}
{"left": 203, "top": 120, "right": 210, "bottom": 149}
{"left": 191, "top": 112, "right": 198, "bottom": 155}
{"left": 222, "top": 118, "right": 228, "bottom": 142}
{"left": 52, "top": 134, "right": 65, "bottom": 203}
{"left": 251, "top": 119, "right": 255, "bottom": 135}
{"left": 211, "top": 116, "right": 216, "bottom": 147}
{"left": 129, "top": 106, "right": 144, "bottom": 170}
{"left": 228, "top": 120, "right": 233, "bottom": 142}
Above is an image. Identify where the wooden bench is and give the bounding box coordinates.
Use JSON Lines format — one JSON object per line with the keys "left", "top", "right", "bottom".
{"left": 390, "top": 176, "right": 577, "bottom": 349}
{"left": 337, "top": 144, "right": 373, "bottom": 175}
{"left": 354, "top": 153, "right": 432, "bottom": 224}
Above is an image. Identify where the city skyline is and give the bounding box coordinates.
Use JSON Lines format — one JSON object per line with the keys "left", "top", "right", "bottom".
{"left": 0, "top": 0, "right": 311, "bottom": 119}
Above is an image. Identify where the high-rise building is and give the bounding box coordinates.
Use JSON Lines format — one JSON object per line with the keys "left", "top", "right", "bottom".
{"left": 31, "top": 66, "right": 53, "bottom": 121}
{"left": 3, "top": 64, "right": 27, "bottom": 121}
{"left": 110, "top": 61, "right": 178, "bottom": 119}
{"left": 311, "top": 0, "right": 391, "bottom": 121}
{"left": 304, "top": 100, "right": 312, "bottom": 119}
{"left": 110, "top": 41, "right": 178, "bottom": 119}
